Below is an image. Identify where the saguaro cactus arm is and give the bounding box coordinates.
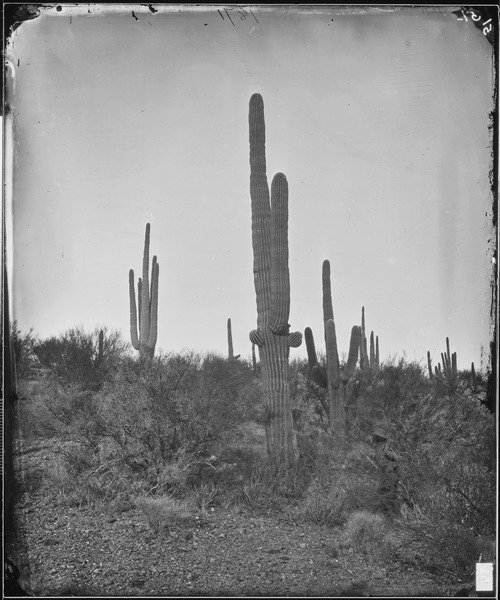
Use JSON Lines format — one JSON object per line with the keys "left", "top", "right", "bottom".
{"left": 148, "top": 260, "right": 159, "bottom": 350}
{"left": 129, "top": 269, "right": 140, "bottom": 351}
{"left": 342, "top": 325, "right": 361, "bottom": 383}
{"left": 269, "top": 173, "right": 291, "bottom": 335}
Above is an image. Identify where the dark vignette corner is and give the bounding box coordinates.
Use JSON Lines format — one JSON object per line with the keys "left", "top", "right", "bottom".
{"left": 2, "top": 2, "right": 42, "bottom": 116}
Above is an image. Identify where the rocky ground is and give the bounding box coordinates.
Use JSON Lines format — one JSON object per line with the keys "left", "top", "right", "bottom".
{"left": 6, "top": 439, "right": 467, "bottom": 598}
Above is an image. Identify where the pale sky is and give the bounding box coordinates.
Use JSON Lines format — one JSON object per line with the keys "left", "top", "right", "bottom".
{"left": 5, "top": 5, "right": 496, "bottom": 371}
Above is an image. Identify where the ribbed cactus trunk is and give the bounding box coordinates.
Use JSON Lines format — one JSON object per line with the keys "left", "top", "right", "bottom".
{"left": 248, "top": 93, "right": 302, "bottom": 470}
{"left": 129, "top": 223, "right": 159, "bottom": 360}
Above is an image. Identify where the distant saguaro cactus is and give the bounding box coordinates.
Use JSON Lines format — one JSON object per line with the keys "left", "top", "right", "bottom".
{"left": 360, "top": 306, "right": 368, "bottom": 371}
{"left": 227, "top": 318, "right": 240, "bottom": 362}
{"left": 227, "top": 318, "right": 234, "bottom": 361}
{"left": 305, "top": 259, "right": 360, "bottom": 442}
{"left": 360, "top": 307, "right": 380, "bottom": 372}
{"left": 248, "top": 93, "right": 302, "bottom": 469}
{"left": 129, "top": 223, "right": 159, "bottom": 360}
{"left": 427, "top": 350, "right": 433, "bottom": 380}
{"left": 471, "top": 361, "right": 477, "bottom": 391}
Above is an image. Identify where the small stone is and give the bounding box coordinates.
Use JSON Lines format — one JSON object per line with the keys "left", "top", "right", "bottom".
{"left": 44, "top": 538, "right": 59, "bottom": 546}
{"left": 324, "top": 545, "right": 339, "bottom": 559}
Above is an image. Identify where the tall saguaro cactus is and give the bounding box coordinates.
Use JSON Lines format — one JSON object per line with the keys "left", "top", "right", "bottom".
{"left": 305, "top": 259, "right": 360, "bottom": 442}
{"left": 129, "top": 223, "right": 159, "bottom": 360}
{"left": 248, "top": 93, "right": 302, "bottom": 469}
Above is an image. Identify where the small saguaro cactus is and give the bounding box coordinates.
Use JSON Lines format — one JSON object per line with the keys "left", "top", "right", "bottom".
{"left": 305, "top": 259, "right": 360, "bottom": 442}
{"left": 227, "top": 318, "right": 234, "bottom": 361}
{"left": 360, "top": 308, "right": 380, "bottom": 372}
{"left": 227, "top": 318, "right": 240, "bottom": 361}
{"left": 427, "top": 350, "right": 433, "bottom": 380}
{"left": 129, "top": 223, "right": 159, "bottom": 360}
{"left": 248, "top": 93, "right": 302, "bottom": 469}
{"left": 471, "top": 361, "right": 477, "bottom": 391}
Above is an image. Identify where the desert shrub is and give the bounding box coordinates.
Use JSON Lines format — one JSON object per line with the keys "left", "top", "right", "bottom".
{"left": 289, "top": 355, "right": 335, "bottom": 432}
{"left": 296, "top": 436, "right": 379, "bottom": 526}
{"left": 28, "top": 349, "right": 261, "bottom": 502}
{"left": 354, "top": 356, "right": 498, "bottom": 578}
{"left": 10, "top": 321, "right": 40, "bottom": 381}
{"left": 32, "top": 326, "right": 127, "bottom": 390}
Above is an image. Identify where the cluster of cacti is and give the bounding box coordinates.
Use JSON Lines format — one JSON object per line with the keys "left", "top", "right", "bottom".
{"left": 427, "top": 337, "right": 457, "bottom": 382}
{"left": 129, "top": 223, "right": 159, "bottom": 360}
{"left": 248, "top": 93, "right": 303, "bottom": 468}
{"left": 305, "top": 259, "right": 360, "bottom": 442}
{"left": 360, "top": 306, "right": 379, "bottom": 372}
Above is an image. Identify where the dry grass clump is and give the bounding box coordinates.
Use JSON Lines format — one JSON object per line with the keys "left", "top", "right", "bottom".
{"left": 135, "top": 495, "right": 192, "bottom": 537}
{"left": 344, "top": 510, "right": 398, "bottom": 564}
